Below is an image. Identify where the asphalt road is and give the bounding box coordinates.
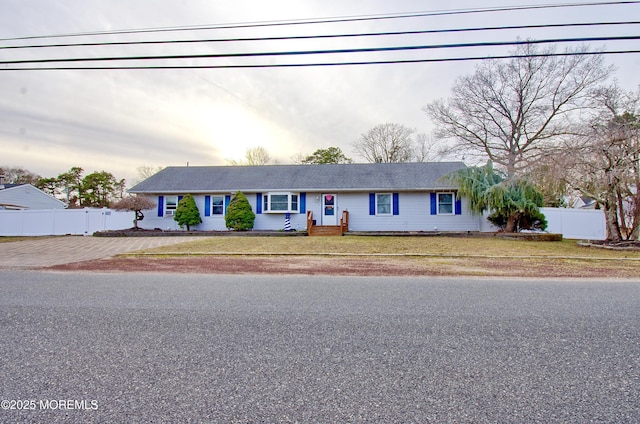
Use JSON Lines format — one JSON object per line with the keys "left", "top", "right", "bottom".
{"left": 1, "top": 272, "right": 639, "bottom": 423}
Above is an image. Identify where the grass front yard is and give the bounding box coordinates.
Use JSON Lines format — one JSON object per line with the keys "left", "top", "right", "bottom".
{"left": 59, "top": 235, "right": 637, "bottom": 278}
{"left": 130, "top": 236, "right": 640, "bottom": 259}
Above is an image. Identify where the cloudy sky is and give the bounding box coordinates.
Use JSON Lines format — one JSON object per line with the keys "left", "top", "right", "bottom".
{"left": 1, "top": 0, "right": 639, "bottom": 185}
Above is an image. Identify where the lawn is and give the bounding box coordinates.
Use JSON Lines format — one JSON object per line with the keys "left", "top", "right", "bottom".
{"left": 133, "top": 235, "right": 640, "bottom": 259}
{"left": 47, "top": 235, "right": 638, "bottom": 278}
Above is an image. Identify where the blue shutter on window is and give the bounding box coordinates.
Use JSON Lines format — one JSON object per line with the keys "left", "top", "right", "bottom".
{"left": 393, "top": 193, "right": 399, "bottom": 215}
{"left": 300, "top": 193, "right": 306, "bottom": 213}
{"left": 204, "top": 195, "right": 211, "bottom": 217}
{"left": 455, "top": 196, "right": 462, "bottom": 215}
{"left": 225, "top": 195, "right": 231, "bottom": 212}
{"left": 256, "top": 193, "right": 262, "bottom": 214}
{"left": 178, "top": 195, "right": 183, "bottom": 204}
{"left": 157, "top": 195, "right": 164, "bottom": 217}
{"left": 430, "top": 193, "right": 437, "bottom": 215}
{"left": 369, "top": 193, "right": 376, "bottom": 215}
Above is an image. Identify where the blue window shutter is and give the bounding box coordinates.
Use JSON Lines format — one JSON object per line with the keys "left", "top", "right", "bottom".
{"left": 455, "top": 196, "right": 462, "bottom": 215}
{"left": 204, "top": 195, "right": 211, "bottom": 217}
{"left": 300, "top": 192, "right": 306, "bottom": 213}
{"left": 157, "top": 195, "right": 164, "bottom": 217}
{"left": 225, "top": 195, "right": 231, "bottom": 211}
{"left": 369, "top": 193, "right": 375, "bottom": 215}
{"left": 430, "top": 193, "right": 437, "bottom": 215}
{"left": 256, "top": 193, "right": 262, "bottom": 214}
{"left": 393, "top": 193, "right": 399, "bottom": 215}
{"left": 177, "top": 195, "right": 183, "bottom": 204}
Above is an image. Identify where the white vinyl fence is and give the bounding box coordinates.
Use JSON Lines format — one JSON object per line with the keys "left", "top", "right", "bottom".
{"left": 0, "top": 207, "right": 606, "bottom": 239}
{"left": 540, "top": 207, "right": 606, "bottom": 240}
{"left": 0, "top": 208, "right": 134, "bottom": 236}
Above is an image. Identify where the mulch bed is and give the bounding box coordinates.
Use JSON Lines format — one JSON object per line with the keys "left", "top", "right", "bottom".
{"left": 93, "top": 228, "right": 563, "bottom": 241}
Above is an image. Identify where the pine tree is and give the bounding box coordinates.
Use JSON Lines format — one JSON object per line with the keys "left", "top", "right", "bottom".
{"left": 174, "top": 194, "right": 202, "bottom": 231}
{"left": 225, "top": 191, "right": 255, "bottom": 231}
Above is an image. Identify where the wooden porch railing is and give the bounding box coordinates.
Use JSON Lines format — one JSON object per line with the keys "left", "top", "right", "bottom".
{"left": 340, "top": 209, "right": 349, "bottom": 234}
{"left": 306, "top": 210, "right": 314, "bottom": 233}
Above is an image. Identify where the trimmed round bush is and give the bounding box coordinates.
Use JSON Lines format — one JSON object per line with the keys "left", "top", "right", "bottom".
{"left": 225, "top": 191, "right": 255, "bottom": 230}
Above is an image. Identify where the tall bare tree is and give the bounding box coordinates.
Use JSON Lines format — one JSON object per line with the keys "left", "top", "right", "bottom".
{"left": 414, "top": 133, "right": 450, "bottom": 162}
{"left": 353, "top": 123, "right": 415, "bottom": 163}
{"left": 564, "top": 84, "right": 640, "bottom": 241}
{"left": 424, "top": 44, "right": 611, "bottom": 176}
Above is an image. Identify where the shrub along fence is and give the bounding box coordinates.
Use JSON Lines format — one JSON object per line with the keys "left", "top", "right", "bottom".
{"left": 0, "top": 208, "right": 134, "bottom": 236}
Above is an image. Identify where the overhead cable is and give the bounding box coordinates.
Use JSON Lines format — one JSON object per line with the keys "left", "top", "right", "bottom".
{"left": 1, "top": 1, "right": 638, "bottom": 42}
{"left": 2, "top": 49, "right": 638, "bottom": 71}
{"left": 2, "top": 35, "right": 639, "bottom": 66}
{"left": 2, "top": 21, "right": 639, "bottom": 50}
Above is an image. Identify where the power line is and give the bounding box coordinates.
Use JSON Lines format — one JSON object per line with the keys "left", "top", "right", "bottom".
{"left": 3, "top": 36, "right": 639, "bottom": 66}
{"left": 2, "top": 50, "right": 638, "bottom": 71}
{"left": 1, "top": 1, "right": 638, "bottom": 42}
{"left": 3, "top": 21, "right": 639, "bottom": 51}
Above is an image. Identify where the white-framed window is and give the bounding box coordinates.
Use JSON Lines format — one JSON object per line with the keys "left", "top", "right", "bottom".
{"left": 263, "top": 192, "right": 299, "bottom": 213}
{"left": 211, "top": 195, "right": 225, "bottom": 215}
{"left": 438, "top": 192, "right": 454, "bottom": 215}
{"left": 165, "top": 196, "right": 178, "bottom": 216}
{"left": 376, "top": 193, "right": 392, "bottom": 215}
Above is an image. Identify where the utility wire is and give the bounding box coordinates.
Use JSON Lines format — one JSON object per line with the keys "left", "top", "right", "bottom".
{"left": 2, "top": 36, "right": 639, "bottom": 66}
{"left": 2, "top": 21, "right": 639, "bottom": 50}
{"left": 2, "top": 49, "right": 637, "bottom": 71}
{"left": 1, "top": 1, "right": 638, "bottom": 42}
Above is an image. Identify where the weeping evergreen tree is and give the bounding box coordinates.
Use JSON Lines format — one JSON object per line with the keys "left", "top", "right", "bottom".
{"left": 447, "top": 162, "right": 547, "bottom": 232}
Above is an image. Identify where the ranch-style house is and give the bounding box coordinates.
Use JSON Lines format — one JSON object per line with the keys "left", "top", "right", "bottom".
{"left": 129, "top": 162, "right": 489, "bottom": 234}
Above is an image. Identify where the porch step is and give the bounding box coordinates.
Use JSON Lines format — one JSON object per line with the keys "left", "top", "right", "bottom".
{"left": 308, "top": 225, "right": 343, "bottom": 236}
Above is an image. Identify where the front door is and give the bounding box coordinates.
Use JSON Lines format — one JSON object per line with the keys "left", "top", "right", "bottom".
{"left": 322, "top": 193, "right": 338, "bottom": 225}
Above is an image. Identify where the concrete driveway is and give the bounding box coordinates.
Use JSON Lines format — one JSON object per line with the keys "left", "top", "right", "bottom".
{"left": 0, "top": 236, "right": 200, "bottom": 269}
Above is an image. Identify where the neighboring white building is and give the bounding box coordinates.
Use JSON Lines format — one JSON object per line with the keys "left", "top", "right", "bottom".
{"left": 0, "top": 184, "right": 66, "bottom": 210}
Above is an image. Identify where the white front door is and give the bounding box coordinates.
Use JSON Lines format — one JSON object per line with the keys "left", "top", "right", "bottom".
{"left": 321, "top": 193, "right": 338, "bottom": 225}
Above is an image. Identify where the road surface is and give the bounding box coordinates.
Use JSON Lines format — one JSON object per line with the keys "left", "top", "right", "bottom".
{"left": 1, "top": 271, "right": 638, "bottom": 422}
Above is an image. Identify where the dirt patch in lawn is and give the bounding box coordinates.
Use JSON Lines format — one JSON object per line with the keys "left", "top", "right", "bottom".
{"left": 45, "top": 255, "right": 640, "bottom": 279}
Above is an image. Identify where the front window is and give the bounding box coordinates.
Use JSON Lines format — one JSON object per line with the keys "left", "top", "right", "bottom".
{"left": 438, "top": 193, "right": 454, "bottom": 215}
{"left": 264, "top": 192, "right": 299, "bottom": 213}
{"left": 165, "top": 196, "right": 178, "bottom": 216}
{"left": 270, "top": 194, "right": 289, "bottom": 211}
{"left": 376, "top": 193, "right": 392, "bottom": 215}
{"left": 211, "top": 195, "right": 224, "bottom": 215}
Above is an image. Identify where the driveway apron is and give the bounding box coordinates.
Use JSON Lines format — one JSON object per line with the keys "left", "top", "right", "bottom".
{"left": 0, "top": 236, "right": 200, "bottom": 269}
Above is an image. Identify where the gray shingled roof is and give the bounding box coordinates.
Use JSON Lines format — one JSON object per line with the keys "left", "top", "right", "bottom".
{"left": 129, "top": 162, "right": 466, "bottom": 194}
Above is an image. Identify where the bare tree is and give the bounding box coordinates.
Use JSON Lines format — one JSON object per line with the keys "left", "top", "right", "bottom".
{"left": 0, "top": 166, "right": 41, "bottom": 184}
{"left": 228, "top": 146, "right": 272, "bottom": 165}
{"left": 424, "top": 43, "right": 611, "bottom": 177}
{"left": 353, "top": 123, "right": 415, "bottom": 163}
{"left": 564, "top": 84, "right": 640, "bottom": 241}
{"left": 413, "top": 133, "right": 451, "bottom": 162}
{"left": 136, "top": 165, "right": 164, "bottom": 183}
